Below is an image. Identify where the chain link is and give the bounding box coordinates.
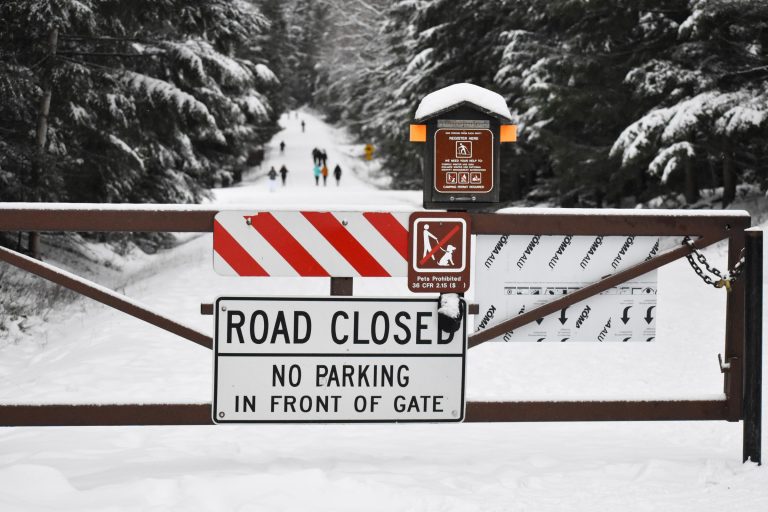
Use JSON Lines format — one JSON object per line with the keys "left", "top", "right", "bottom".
{"left": 682, "top": 236, "right": 746, "bottom": 291}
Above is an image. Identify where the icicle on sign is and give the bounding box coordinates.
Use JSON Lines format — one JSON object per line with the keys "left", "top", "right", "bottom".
{"left": 474, "top": 234, "right": 660, "bottom": 342}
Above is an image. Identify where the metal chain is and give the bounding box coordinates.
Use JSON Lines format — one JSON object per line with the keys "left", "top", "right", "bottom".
{"left": 682, "top": 236, "right": 746, "bottom": 291}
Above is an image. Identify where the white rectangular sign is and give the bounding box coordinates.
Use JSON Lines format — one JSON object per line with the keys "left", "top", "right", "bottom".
{"left": 475, "top": 235, "right": 660, "bottom": 342}
{"left": 213, "top": 297, "right": 466, "bottom": 423}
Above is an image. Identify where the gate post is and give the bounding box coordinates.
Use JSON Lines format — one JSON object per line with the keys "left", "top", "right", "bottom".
{"left": 743, "top": 227, "right": 762, "bottom": 464}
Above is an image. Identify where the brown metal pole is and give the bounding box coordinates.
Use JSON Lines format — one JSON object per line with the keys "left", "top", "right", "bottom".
{"left": 0, "top": 206, "right": 219, "bottom": 232}
{"left": 743, "top": 228, "right": 762, "bottom": 464}
{"left": 0, "top": 404, "right": 213, "bottom": 426}
{"left": 330, "top": 277, "right": 353, "bottom": 296}
{"left": 468, "top": 233, "right": 724, "bottom": 347}
{"left": 0, "top": 245, "right": 212, "bottom": 349}
{"left": 465, "top": 400, "right": 727, "bottom": 422}
{"left": 0, "top": 400, "right": 727, "bottom": 426}
{"left": 724, "top": 220, "right": 750, "bottom": 421}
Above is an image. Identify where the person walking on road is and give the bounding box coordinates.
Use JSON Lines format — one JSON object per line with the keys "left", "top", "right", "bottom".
{"left": 279, "top": 141, "right": 285, "bottom": 153}
{"left": 301, "top": 120, "right": 305, "bottom": 132}
{"left": 321, "top": 164, "right": 329, "bottom": 186}
{"left": 313, "top": 164, "right": 321, "bottom": 186}
{"left": 333, "top": 164, "right": 342, "bottom": 186}
{"left": 267, "top": 166, "right": 278, "bottom": 192}
{"left": 312, "top": 148, "right": 320, "bottom": 166}
{"left": 320, "top": 149, "right": 328, "bottom": 167}
{"left": 279, "top": 165, "right": 288, "bottom": 186}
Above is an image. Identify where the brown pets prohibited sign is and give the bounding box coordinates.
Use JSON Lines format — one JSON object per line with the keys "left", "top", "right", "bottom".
{"left": 408, "top": 212, "right": 471, "bottom": 293}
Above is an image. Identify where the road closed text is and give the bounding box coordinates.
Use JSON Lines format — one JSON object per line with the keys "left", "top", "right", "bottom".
{"left": 213, "top": 298, "right": 466, "bottom": 423}
{"left": 224, "top": 308, "right": 458, "bottom": 346}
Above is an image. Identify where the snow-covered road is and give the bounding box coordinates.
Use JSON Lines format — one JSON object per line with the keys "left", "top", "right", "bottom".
{"left": 0, "top": 110, "right": 765, "bottom": 511}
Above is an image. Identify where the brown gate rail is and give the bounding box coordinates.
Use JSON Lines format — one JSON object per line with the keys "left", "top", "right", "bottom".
{"left": 0, "top": 204, "right": 761, "bottom": 464}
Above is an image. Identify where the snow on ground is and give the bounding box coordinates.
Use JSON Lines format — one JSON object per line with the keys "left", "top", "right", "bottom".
{"left": 0, "top": 109, "right": 766, "bottom": 510}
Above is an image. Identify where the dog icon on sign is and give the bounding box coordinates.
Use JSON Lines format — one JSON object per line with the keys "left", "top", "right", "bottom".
{"left": 437, "top": 244, "right": 456, "bottom": 267}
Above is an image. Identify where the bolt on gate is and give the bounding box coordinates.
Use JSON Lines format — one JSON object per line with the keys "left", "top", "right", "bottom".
{"left": 0, "top": 204, "right": 761, "bottom": 463}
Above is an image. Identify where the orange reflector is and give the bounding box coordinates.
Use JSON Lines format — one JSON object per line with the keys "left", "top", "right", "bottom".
{"left": 409, "top": 124, "right": 427, "bottom": 142}
{"left": 500, "top": 124, "right": 517, "bottom": 142}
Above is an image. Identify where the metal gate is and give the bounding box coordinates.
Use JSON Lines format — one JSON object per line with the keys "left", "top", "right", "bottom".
{"left": 0, "top": 204, "right": 761, "bottom": 463}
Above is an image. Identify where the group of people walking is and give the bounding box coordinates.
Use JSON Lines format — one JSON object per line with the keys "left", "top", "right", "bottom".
{"left": 264, "top": 146, "right": 344, "bottom": 192}
{"left": 262, "top": 114, "right": 347, "bottom": 191}
{"left": 311, "top": 147, "right": 342, "bottom": 186}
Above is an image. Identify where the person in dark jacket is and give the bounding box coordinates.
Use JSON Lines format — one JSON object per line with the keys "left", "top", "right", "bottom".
{"left": 267, "top": 167, "right": 278, "bottom": 192}
{"left": 320, "top": 150, "right": 328, "bottom": 167}
{"left": 279, "top": 165, "right": 288, "bottom": 186}
{"left": 312, "top": 148, "right": 320, "bottom": 166}
{"left": 279, "top": 141, "right": 285, "bottom": 153}
{"left": 333, "top": 164, "right": 342, "bottom": 186}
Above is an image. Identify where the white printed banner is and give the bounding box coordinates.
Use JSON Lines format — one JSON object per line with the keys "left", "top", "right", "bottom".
{"left": 474, "top": 235, "right": 660, "bottom": 342}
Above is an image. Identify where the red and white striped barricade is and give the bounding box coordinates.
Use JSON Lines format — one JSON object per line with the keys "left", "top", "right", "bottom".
{"left": 213, "top": 211, "right": 409, "bottom": 277}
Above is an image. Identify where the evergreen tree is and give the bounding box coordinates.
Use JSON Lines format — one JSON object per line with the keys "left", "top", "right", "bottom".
{"left": 610, "top": 0, "right": 768, "bottom": 206}
{"left": 0, "top": 0, "right": 280, "bottom": 205}
{"left": 283, "top": 0, "right": 331, "bottom": 106}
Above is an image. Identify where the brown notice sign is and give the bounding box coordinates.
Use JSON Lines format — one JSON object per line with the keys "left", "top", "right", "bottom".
{"left": 408, "top": 212, "right": 471, "bottom": 293}
{"left": 434, "top": 128, "right": 494, "bottom": 194}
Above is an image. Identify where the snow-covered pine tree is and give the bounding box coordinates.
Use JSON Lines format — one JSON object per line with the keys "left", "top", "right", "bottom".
{"left": 0, "top": 0, "right": 280, "bottom": 206}
{"left": 611, "top": 0, "right": 768, "bottom": 206}
{"left": 282, "top": 0, "right": 331, "bottom": 107}
{"left": 495, "top": 0, "right": 686, "bottom": 207}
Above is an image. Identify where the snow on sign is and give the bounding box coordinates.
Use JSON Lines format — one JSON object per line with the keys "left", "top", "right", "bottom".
{"left": 213, "top": 211, "right": 409, "bottom": 277}
{"left": 408, "top": 212, "right": 471, "bottom": 293}
{"left": 213, "top": 297, "right": 467, "bottom": 423}
{"left": 475, "top": 235, "right": 660, "bottom": 342}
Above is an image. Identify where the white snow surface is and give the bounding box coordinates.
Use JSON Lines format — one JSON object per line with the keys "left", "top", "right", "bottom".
{"left": 438, "top": 293, "right": 462, "bottom": 319}
{"left": 0, "top": 109, "right": 766, "bottom": 510}
{"left": 415, "top": 83, "right": 513, "bottom": 121}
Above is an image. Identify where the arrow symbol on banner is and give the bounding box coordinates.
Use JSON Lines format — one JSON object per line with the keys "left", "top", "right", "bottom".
{"left": 537, "top": 338, "right": 545, "bottom": 342}
{"left": 561, "top": 337, "right": 569, "bottom": 342}
{"left": 558, "top": 307, "right": 568, "bottom": 325}
{"left": 536, "top": 317, "right": 543, "bottom": 325}
{"left": 646, "top": 336, "right": 655, "bottom": 342}
{"left": 644, "top": 306, "right": 655, "bottom": 324}
{"left": 620, "top": 306, "right": 632, "bottom": 324}
{"left": 623, "top": 337, "right": 631, "bottom": 342}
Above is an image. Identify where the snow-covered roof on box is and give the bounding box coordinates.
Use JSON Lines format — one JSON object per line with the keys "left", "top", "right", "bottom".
{"left": 414, "top": 83, "right": 512, "bottom": 122}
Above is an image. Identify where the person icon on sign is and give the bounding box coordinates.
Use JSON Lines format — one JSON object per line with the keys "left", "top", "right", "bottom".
{"left": 422, "top": 224, "right": 439, "bottom": 261}
{"left": 457, "top": 142, "right": 469, "bottom": 156}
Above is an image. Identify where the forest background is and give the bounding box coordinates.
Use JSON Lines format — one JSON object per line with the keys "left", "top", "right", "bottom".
{"left": 1, "top": 0, "right": 767, "bottom": 219}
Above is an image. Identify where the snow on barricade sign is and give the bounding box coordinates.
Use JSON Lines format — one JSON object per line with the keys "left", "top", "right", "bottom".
{"left": 213, "top": 297, "right": 467, "bottom": 423}
{"left": 475, "top": 234, "right": 660, "bottom": 342}
{"left": 213, "top": 211, "right": 409, "bottom": 277}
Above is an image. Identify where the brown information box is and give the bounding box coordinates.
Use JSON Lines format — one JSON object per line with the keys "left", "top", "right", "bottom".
{"left": 408, "top": 212, "right": 471, "bottom": 293}
{"left": 434, "top": 129, "right": 493, "bottom": 194}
